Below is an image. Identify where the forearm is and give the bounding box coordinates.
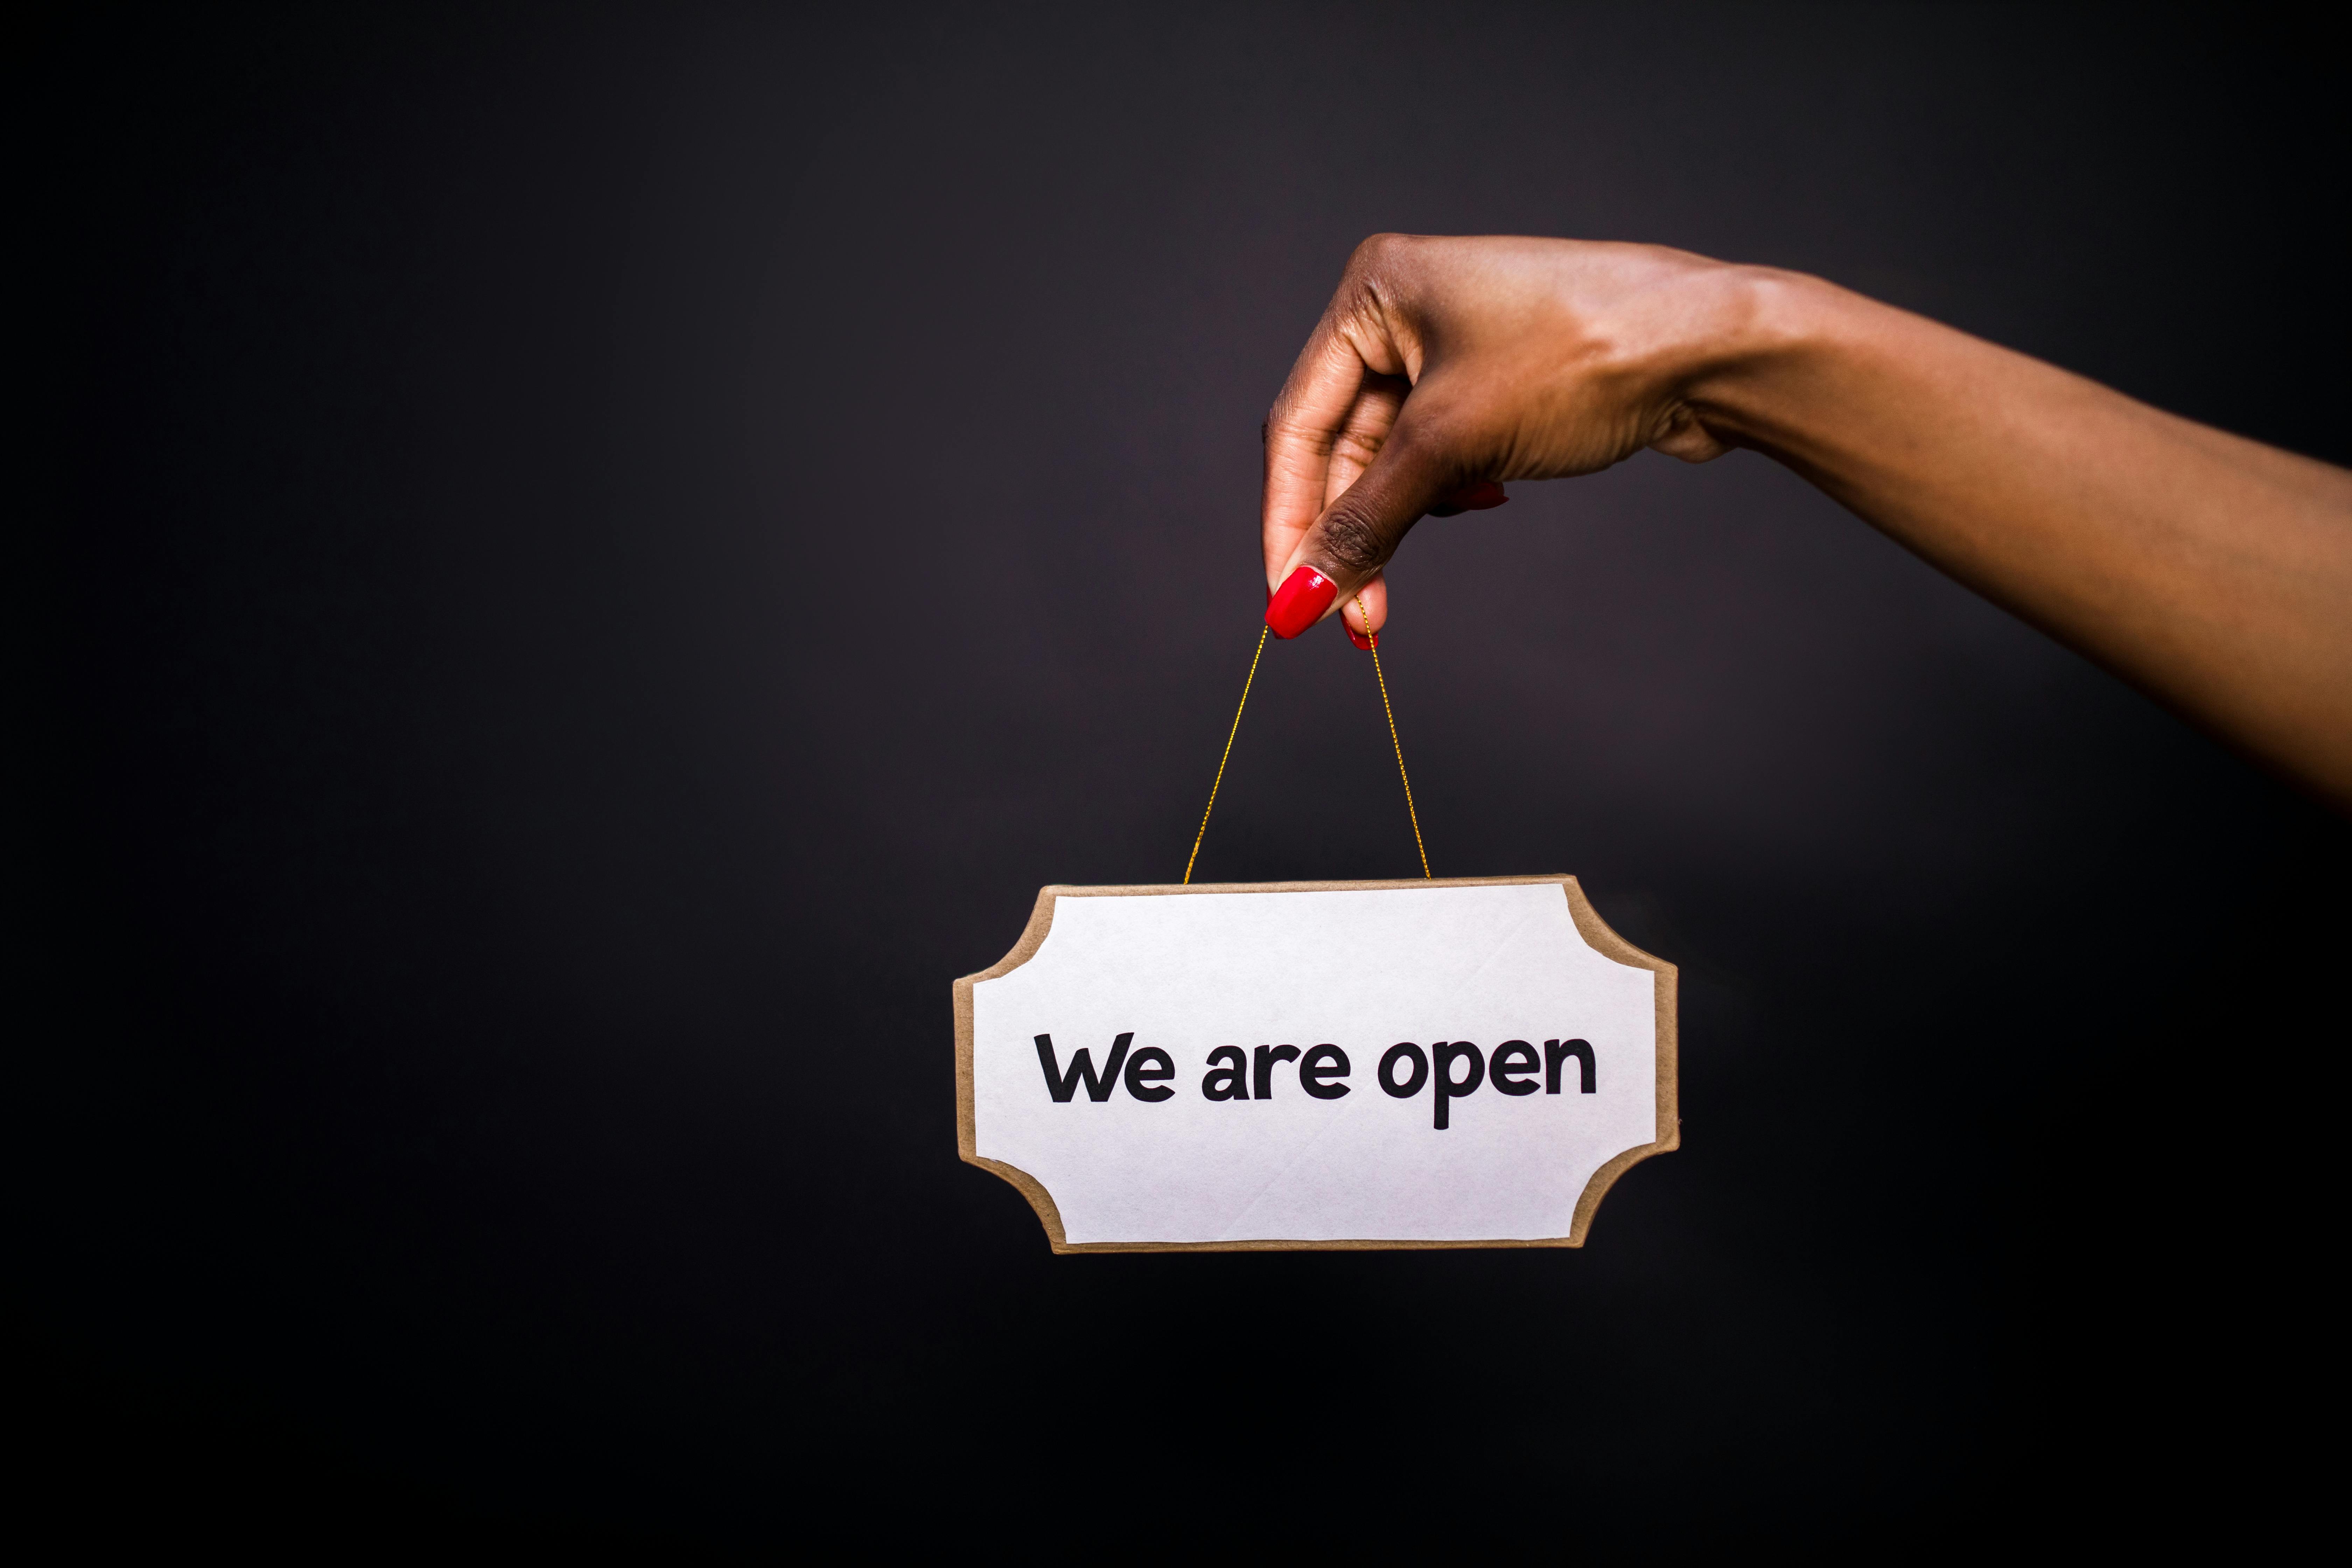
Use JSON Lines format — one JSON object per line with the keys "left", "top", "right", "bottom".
{"left": 1690, "top": 271, "right": 2352, "bottom": 805}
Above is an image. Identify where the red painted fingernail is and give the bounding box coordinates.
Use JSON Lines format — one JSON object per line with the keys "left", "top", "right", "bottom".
{"left": 1265, "top": 566, "right": 1336, "bottom": 639}
{"left": 1431, "top": 480, "right": 1509, "bottom": 517}
{"left": 1345, "top": 621, "right": 1377, "bottom": 651}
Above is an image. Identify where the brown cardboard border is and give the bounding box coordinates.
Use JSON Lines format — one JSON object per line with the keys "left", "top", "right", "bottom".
{"left": 951, "top": 875, "right": 1679, "bottom": 1254}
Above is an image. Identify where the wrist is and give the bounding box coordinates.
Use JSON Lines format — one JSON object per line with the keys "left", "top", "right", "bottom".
{"left": 1672, "top": 264, "right": 1856, "bottom": 453}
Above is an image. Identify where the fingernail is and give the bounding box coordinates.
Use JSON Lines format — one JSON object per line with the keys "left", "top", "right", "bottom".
{"left": 1431, "top": 480, "right": 1509, "bottom": 517}
{"left": 1265, "top": 566, "right": 1336, "bottom": 639}
{"left": 1345, "top": 621, "right": 1377, "bottom": 651}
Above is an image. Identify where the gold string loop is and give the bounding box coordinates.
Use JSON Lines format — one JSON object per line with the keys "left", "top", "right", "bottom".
{"left": 1181, "top": 597, "right": 1430, "bottom": 883}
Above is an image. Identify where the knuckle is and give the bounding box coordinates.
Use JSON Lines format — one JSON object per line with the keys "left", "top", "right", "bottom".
{"left": 1330, "top": 417, "right": 1389, "bottom": 467}
{"left": 1316, "top": 504, "right": 1390, "bottom": 575}
{"left": 1350, "top": 231, "right": 1410, "bottom": 271}
{"left": 1343, "top": 233, "right": 1418, "bottom": 306}
{"left": 1262, "top": 398, "right": 1323, "bottom": 450}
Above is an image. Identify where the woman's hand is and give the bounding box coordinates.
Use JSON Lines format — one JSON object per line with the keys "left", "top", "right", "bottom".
{"left": 1261, "top": 234, "right": 1758, "bottom": 642}
{"left": 1261, "top": 233, "right": 2352, "bottom": 807}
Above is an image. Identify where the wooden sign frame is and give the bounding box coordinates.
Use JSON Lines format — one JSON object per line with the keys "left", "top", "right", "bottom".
{"left": 952, "top": 874, "right": 1679, "bottom": 1253}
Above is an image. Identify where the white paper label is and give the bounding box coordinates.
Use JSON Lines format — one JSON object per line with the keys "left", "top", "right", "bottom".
{"left": 965, "top": 881, "right": 1669, "bottom": 1247}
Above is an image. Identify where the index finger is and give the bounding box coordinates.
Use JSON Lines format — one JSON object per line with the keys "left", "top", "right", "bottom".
{"left": 1262, "top": 325, "right": 1377, "bottom": 588}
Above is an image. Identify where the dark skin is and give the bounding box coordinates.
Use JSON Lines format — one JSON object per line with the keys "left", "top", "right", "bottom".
{"left": 1264, "top": 235, "right": 2352, "bottom": 810}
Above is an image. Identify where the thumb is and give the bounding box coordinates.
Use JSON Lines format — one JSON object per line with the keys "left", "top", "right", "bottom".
{"left": 1264, "top": 412, "right": 1460, "bottom": 640}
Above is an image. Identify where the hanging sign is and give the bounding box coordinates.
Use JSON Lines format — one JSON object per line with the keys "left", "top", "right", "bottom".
{"left": 953, "top": 874, "right": 1677, "bottom": 1252}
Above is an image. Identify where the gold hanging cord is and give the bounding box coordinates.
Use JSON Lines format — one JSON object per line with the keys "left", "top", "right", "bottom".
{"left": 1358, "top": 594, "right": 1431, "bottom": 880}
{"left": 1181, "top": 594, "right": 1429, "bottom": 884}
{"left": 1182, "top": 626, "right": 1268, "bottom": 885}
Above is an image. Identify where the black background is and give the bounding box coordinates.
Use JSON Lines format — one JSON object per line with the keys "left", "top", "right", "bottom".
{"left": 22, "top": 3, "right": 2348, "bottom": 1551}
